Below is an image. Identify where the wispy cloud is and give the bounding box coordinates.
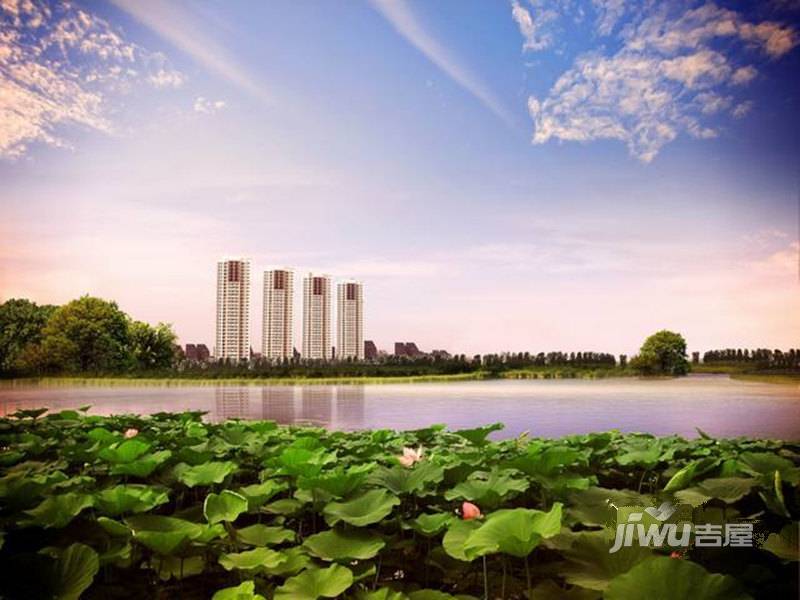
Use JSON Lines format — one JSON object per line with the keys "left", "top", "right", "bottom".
{"left": 370, "top": 0, "right": 515, "bottom": 127}
{"left": 0, "top": 0, "right": 184, "bottom": 159}
{"left": 193, "top": 96, "right": 226, "bottom": 114}
{"left": 521, "top": 2, "right": 798, "bottom": 161}
{"left": 110, "top": 0, "right": 270, "bottom": 104}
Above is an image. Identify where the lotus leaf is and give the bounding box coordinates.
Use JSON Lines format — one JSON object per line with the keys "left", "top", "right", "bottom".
{"left": 604, "top": 556, "right": 751, "bottom": 599}
{"left": 204, "top": 490, "right": 248, "bottom": 524}
{"left": 323, "top": 489, "right": 400, "bottom": 527}
{"left": 95, "top": 485, "right": 169, "bottom": 516}
{"left": 212, "top": 581, "right": 266, "bottom": 600}
{"left": 273, "top": 564, "right": 354, "bottom": 600}
{"left": 174, "top": 461, "right": 237, "bottom": 487}
{"left": 303, "top": 527, "right": 385, "bottom": 560}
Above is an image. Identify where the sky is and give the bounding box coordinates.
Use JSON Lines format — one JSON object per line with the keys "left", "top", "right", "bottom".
{"left": 1, "top": 0, "right": 799, "bottom": 357}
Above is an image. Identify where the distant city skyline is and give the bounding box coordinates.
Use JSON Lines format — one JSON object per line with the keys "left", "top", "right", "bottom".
{"left": 1, "top": 1, "right": 799, "bottom": 356}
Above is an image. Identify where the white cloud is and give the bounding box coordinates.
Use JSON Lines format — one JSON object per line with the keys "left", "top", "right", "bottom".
{"left": 731, "top": 100, "right": 753, "bottom": 118}
{"left": 111, "top": 0, "right": 270, "bottom": 104}
{"left": 525, "top": 2, "right": 798, "bottom": 161}
{"left": 148, "top": 68, "right": 185, "bottom": 88}
{"left": 0, "top": 0, "right": 185, "bottom": 159}
{"left": 370, "top": 0, "right": 515, "bottom": 127}
{"left": 193, "top": 96, "right": 226, "bottom": 114}
{"left": 592, "top": 0, "right": 626, "bottom": 36}
{"left": 511, "top": 1, "right": 556, "bottom": 51}
{"left": 731, "top": 65, "right": 757, "bottom": 85}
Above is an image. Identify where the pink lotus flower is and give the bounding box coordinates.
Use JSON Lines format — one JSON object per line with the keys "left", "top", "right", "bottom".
{"left": 461, "top": 501, "right": 482, "bottom": 520}
{"left": 670, "top": 551, "right": 683, "bottom": 559}
{"left": 398, "top": 446, "right": 424, "bottom": 468}
{"left": 124, "top": 428, "right": 139, "bottom": 439}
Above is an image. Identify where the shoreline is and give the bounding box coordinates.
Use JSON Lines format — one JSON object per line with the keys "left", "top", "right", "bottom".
{"left": 2, "top": 370, "right": 797, "bottom": 386}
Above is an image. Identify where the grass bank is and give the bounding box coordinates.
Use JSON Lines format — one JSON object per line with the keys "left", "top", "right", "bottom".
{"left": 3, "top": 367, "right": 628, "bottom": 386}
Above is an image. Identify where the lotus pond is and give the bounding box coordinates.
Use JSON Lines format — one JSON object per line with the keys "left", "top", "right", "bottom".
{"left": 0, "top": 409, "right": 798, "bottom": 599}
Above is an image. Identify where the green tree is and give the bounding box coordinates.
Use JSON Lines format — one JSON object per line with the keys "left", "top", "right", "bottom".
{"left": 128, "top": 321, "right": 178, "bottom": 370}
{"left": 41, "top": 296, "right": 131, "bottom": 373}
{"left": 0, "top": 299, "right": 56, "bottom": 375}
{"left": 631, "top": 330, "right": 689, "bottom": 376}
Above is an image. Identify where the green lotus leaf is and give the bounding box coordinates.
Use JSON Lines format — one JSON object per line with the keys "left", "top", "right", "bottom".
{"left": 238, "top": 480, "right": 287, "bottom": 511}
{"left": 604, "top": 556, "right": 751, "bottom": 599}
{"left": 236, "top": 524, "right": 295, "bottom": 546}
{"left": 444, "top": 468, "right": 528, "bottom": 509}
{"left": 273, "top": 564, "right": 354, "bottom": 600}
{"left": 87, "top": 427, "right": 120, "bottom": 446}
{"left": 762, "top": 523, "right": 799, "bottom": 561}
{"left": 278, "top": 447, "right": 336, "bottom": 478}
{"left": 529, "top": 580, "right": 600, "bottom": 600}
{"left": 174, "top": 461, "right": 237, "bottom": 487}
{"left": 261, "top": 546, "right": 311, "bottom": 577}
{"left": 558, "top": 530, "right": 654, "bottom": 591}
{"left": 97, "top": 516, "right": 131, "bottom": 537}
{"left": 738, "top": 452, "right": 800, "bottom": 484}
{"left": 356, "top": 588, "right": 409, "bottom": 600}
{"left": 98, "top": 439, "right": 151, "bottom": 464}
{"left": 303, "top": 528, "right": 385, "bottom": 560}
{"left": 369, "top": 461, "right": 445, "bottom": 495}
{"left": 110, "top": 450, "right": 172, "bottom": 477}
{"left": 675, "top": 478, "right": 757, "bottom": 506}
{"left": 94, "top": 484, "right": 169, "bottom": 516}
{"left": 125, "top": 515, "right": 223, "bottom": 554}
{"left": 219, "top": 547, "right": 286, "bottom": 571}
{"left": 452, "top": 423, "right": 504, "bottom": 446}
{"left": 52, "top": 543, "right": 99, "bottom": 600}
{"left": 442, "top": 519, "right": 482, "bottom": 561}
{"left": 615, "top": 440, "right": 662, "bottom": 469}
{"left": 407, "top": 591, "right": 478, "bottom": 599}
{"left": 662, "top": 458, "right": 718, "bottom": 492}
{"left": 212, "top": 581, "right": 266, "bottom": 600}
{"left": 566, "top": 487, "right": 649, "bottom": 528}
{"left": 263, "top": 498, "right": 305, "bottom": 515}
{"left": 412, "top": 512, "right": 454, "bottom": 536}
{"left": 25, "top": 492, "right": 94, "bottom": 528}
{"left": 463, "top": 503, "right": 562, "bottom": 558}
{"left": 204, "top": 490, "right": 248, "bottom": 524}
{"left": 149, "top": 555, "right": 205, "bottom": 580}
{"left": 299, "top": 463, "right": 374, "bottom": 498}
{"left": 323, "top": 489, "right": 400, "bottom": 527}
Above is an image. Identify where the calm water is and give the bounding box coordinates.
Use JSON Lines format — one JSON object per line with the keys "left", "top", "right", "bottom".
{"left": 1, "top": 375, "right": 798, "bottom": 439}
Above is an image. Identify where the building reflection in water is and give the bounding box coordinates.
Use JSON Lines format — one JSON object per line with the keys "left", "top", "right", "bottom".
{"left": 214, "top": 387, "right": 251, "bottom": 421}
{"left": 334, "top": 385, "right": 365, "bottom": 429}
{"left": 260, "top": 387, "right": 296, "bottom": 424}
{"left": 300, "top": 386, "right": 333, "bottom": 426}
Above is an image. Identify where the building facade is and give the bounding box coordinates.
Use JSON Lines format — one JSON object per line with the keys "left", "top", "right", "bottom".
{"left": 302, "top": 273, "right": 332, "bottom": 360}
{"left": 215, "top": 259, "right": 251, "bottom": 361}
{"left": 262, "top": 269, "right": 294, "bottom": 360}
{"left": 364, "top": 340, "right": 378, "bottom": 360}
{"left": 337, "top": 281, "right": 364, "bottom": 360}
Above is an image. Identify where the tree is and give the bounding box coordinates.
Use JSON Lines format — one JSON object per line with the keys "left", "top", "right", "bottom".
{"left": 40, "top": 296, "right": 131, "bottom": 373}
{"left": 631, "top": 330, "right": 689, "bottom": 376}
{"left": 0, "top": 299, "right": 56, "bottom": 375}
{"left": 128, "top": 321, "right": 178, "bottom": 371}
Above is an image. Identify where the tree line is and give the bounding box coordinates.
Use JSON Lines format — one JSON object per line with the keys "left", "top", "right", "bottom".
{"left": 0, "top": 297, "right": 176, "bottom": 377}
{"left": 702, "top": 348, "right": 800, "bottom": 370}
{"left": 1, "top": 296, "right": 751, "bottom": 380}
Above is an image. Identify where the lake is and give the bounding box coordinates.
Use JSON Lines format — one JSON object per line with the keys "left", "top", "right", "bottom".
{"left": 1, "top": 375, "right": 798, "bottom": 439}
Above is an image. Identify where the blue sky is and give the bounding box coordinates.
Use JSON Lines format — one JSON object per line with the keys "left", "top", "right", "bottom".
{"left": 1, "top": 0, "right": 798, "bottom": 355}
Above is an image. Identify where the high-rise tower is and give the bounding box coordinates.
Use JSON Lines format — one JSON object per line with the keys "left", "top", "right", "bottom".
{"left": 302, "top": 273, "right": 332, "bottom": 360}
{"left": 337, "top": 280, "right": 363, "bottom": 360}
{"left": 215, "top": 259, "right": 250, "bottom": 361}
{"left": 262, "top": 269, "right": 294, "bottom": 360}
